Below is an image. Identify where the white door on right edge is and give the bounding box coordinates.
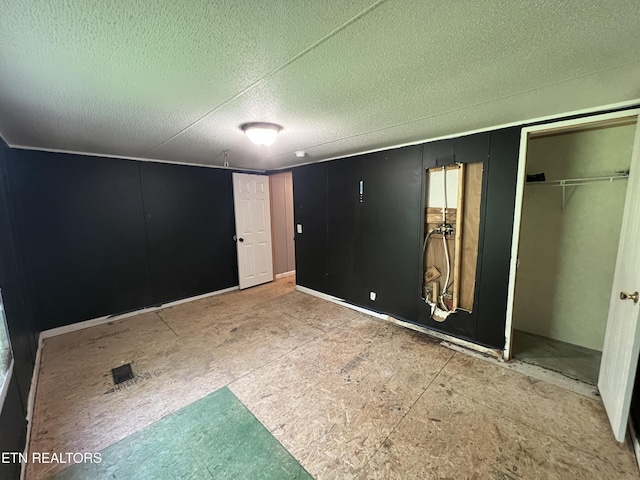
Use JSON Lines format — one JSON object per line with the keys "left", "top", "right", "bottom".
{"left": 599, "top": 120, "right": 640, "bottom": 442}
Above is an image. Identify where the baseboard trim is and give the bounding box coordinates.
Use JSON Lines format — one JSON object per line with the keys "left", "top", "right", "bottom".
{"left": 295, "top": 286, "right": 388, "bottom": 320}
{"left": 295, "top": 285, "right": 501, "bottom": 357}
{"left": 26, "top": 335, "right": 43, "bottom": 426}
{"left": 41, "top": 286, "right": 239, "bottom": 339}
{"left": 275, "top": 271, "right": 296, "bottom": 279}
{"left": 21, "top": 333, "right": 43, "bottom": 480}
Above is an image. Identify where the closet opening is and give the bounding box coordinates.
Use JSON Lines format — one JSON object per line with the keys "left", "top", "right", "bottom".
{"left": 509, "top": 118, "right": 637, "bottom": 385}
{"left": 422, "top": 161, "right": 483, "bottom": 322}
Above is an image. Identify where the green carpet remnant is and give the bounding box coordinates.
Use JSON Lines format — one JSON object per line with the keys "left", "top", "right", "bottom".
{"left": 51, "top": 387, "right": 312, "bottom": 479}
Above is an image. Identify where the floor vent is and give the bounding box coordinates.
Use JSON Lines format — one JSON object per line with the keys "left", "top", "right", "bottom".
{"left": 111, "top": 363, "right": 134, "bottom": 384}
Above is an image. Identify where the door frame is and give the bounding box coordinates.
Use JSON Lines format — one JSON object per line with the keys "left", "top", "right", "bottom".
{"left": 503, "top": 108, "right": 640, "bottom": 360}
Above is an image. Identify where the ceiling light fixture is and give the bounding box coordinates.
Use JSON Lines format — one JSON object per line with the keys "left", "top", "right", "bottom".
{"left": 295, "top": 151, "right": 306, "bottom": 158}
{"left": 240, "top": 122, "right": 282, "bottom": 146}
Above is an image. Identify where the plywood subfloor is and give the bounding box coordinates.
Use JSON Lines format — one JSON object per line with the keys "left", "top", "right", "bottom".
{"left": 513, "top": 329, "right": 602, "bottom": 385}
{"left": 28, "top": 277, "right": 638, "bottom": 479}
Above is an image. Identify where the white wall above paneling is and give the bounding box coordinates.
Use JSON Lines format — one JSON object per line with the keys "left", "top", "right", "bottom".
{"left": 0, "top": 1, "right": 639, "bottom": 169}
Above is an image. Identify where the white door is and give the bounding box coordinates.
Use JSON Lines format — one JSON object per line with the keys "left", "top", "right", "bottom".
{"left": 232, "top": 173, "right": 274, "bottom": 289}
{"left": 599, "top": 121, "right": 640, "bottom": 442}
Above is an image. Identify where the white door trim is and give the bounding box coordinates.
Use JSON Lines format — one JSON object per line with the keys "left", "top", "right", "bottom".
{"left": 503, "top": 108, "right": 640, "bottom": 360}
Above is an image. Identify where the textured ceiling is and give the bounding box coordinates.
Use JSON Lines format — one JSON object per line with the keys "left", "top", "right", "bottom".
{"left": 0, "top": 1, "right": 639, "bottom": 170}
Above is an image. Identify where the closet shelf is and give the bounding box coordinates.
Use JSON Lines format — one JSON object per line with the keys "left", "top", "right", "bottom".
{"left": 526, "top": 173, "right": 629, "bottom": 188}
{"left": 526, "top": 173, "right": 629, "bottom": 210}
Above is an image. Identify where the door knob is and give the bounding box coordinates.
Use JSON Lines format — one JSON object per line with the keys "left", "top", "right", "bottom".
{"left": 620, "top": 291, "right": 639, "bottom": 304}
{"left": 238, "top": 238, "right": 244, "bottom": 243}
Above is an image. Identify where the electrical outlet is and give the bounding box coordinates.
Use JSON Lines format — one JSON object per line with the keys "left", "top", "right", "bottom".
{"left": 370, "top": 291, "right": 376, "bottom": 301}
{"left": 296, "top": 224, "right": 302, "bottom": 234}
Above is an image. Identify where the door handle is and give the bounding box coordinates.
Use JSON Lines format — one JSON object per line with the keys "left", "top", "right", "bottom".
{"left": 620, "top": 291, "right": 639, "bottom": 304}
{"left": 238, "top": 238, "right": 244, "bottom": 243}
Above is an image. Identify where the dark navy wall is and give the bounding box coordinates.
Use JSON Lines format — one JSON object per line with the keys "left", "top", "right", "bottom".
{"left": 141, "top": 162, "right": 237, "bottom": 305}
{"left": 4, "top": 149, "right": 238, "bottom": 332}
{"left": 7, "top": 150, "right": 152, "bottom": 331}
{"left": 292, "top": 163, "right": 328, "bottom": 293}
{"left": 313, "top": 146, "right": 424, "bottom": 319}
{"left": 474, "top": 128, "right": 521, "bottom": 347}
{"left": 359, "top": 146, "right": 424, "bottom": 321}
{"left": 326, "top": 157, "right": 363, "bottom": 304}
{"left": 0, "top": 139, "right": 36, "bottom": 480}
{"left": 292, "top": 130, "right": 520, "bottom": 349}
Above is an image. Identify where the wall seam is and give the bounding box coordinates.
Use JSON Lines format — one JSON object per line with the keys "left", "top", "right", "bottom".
{"left": 137, "top": 163, "right": 154, "bottom": 307}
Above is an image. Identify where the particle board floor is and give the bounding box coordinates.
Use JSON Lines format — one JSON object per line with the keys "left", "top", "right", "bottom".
{"left": 28, "top": 277, "right": 638, "bottom": 479}
{"left": 512, "top": 329, "right": 602, "bottom": 385}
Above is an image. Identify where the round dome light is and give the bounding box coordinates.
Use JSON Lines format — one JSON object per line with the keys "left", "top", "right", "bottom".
{"left": 240, "top": 122, "right": 282, "bottom": 146}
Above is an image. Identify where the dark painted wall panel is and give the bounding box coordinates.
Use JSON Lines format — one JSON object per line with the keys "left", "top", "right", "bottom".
{"left": 7, "top": 150, "right": 151, "bottom": 331}
{"left": 422, "top": 138, "right": 456, "bottom": 168}
{"left": 293, "top": 163, "right": 328, "bottom": 293}
{"left": 3, "top": 148, "right": 240, "bottom": 332}
{"left": 0, "top": 143, "right": 37, "bottom": 404}
{"left": 294, "top": 147, "right": 423, "bottom": 322}
{"left": 475, "top": 127, "right": 521, "bottom": 347}
{"left": 141, "top": 163, "right": 237, "bottom": 304}
{"left": 0, "top": 140, "right": 36, "bottom": 464}
{"left": 291, "top": 131, "right": 519, "bottom": 349}
{"left": 326, "top": 157, "right": 363, "bottom": 304}
{"left": 360, "top": 146, "right": 423, "bottom": 321}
